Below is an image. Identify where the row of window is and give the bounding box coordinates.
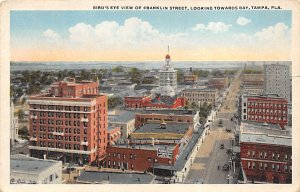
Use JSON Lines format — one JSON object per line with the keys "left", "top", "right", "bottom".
{"left": 34, "top": 133, "right": 88, "bottom": 142}
{"left": 187, "top": 98, "right": 214, "bottom": 102}
{"left": 32, "top": 119, "right": 89, "bottom": 127}
{"left": 108, "top": 152, "right": 137, "bottom": 160}
{"left": 245, "top": 102, "right": 287, "bottom": 109}
{"left": 245, "top": 115, "right": 287, "bottom": 121}
{"left": 245, "top": 108, "right": 287, "bottom": 114}
{"left": 32, "top": 105, "right": 89, "bottom": 112}
{"left": 33, "top": 126, "right": 88, "bottom": 134}
{"left": 38, "top": 141, "right": 88, "bottom": 151}
{"left": 107, "top": 161, "right": 133, "bottom": 169}
{"left": 247, "top": 151, "right": 291, "bottom": 161}
{"left": 247, "top": 161, "right": 292, "bottom": 173}
{"left": 182, "top": 93, "right": 216, "bottom": 97}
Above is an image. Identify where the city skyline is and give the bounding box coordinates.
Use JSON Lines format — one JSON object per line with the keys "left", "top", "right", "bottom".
{"left": 11, "top": 10, "right": 291, "bottom": 61}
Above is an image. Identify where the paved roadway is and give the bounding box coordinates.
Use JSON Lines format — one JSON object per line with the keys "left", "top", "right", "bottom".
{"left": 184, "top": 69, "right": 242, "bottom": 184}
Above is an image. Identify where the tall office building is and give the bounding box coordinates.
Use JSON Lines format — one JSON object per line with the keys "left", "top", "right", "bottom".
{"left": 264, "top": 63, "right": 291, "bottom": 103}
{"left": 28, "top": 78, "right": 107, "bottom": 166}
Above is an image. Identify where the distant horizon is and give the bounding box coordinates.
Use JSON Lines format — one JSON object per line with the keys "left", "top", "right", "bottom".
{"left": 11, "top": 10, "right": 291, "bottom": 61}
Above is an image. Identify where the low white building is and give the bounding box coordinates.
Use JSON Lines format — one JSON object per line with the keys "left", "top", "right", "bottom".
{"left": 108, "top": 110, "right": 135, "bottom": 138}
{"left": 10, "top": 154, "right": 62, "bottom": 184}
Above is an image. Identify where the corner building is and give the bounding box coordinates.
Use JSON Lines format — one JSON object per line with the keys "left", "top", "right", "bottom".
{"left": 28, "top": 78, "right": 108, "bottom": 166}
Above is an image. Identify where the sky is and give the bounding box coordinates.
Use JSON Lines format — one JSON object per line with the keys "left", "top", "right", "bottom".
{"left": 10, "top": 10, "right": 291, "bottom": 62}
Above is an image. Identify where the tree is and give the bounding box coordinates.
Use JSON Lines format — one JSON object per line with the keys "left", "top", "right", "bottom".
{"left": 108, "top": 96, "right": 123, "bottom": 109}
{"left": 80, "top": 69, "right": 90, "bottom": 80}
{"left": 16, "top": 109, "right": 25, "bottom": 119}
{"left": 112, "top": 66, "right": 124, "bottom": 73}
{"left": 177, "top": 70, "right": 184, "bottom": 82}
{"left": 18, "top": 126, "right": 29, "bottom": 139}
{"left": 129, "top": 68, "right": 141, "bottom": 84}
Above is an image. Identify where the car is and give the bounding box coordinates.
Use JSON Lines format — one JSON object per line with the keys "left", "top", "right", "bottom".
{"left": 220, "top": 144, "right": 224, "bottom": 149}
{"left": 223, "top": 164, "right": 229, "bottom": 171}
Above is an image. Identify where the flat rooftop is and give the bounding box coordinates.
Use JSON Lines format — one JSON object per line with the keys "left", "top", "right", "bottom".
{"left": 135, "top": 123, "right": 190, "bottom": 134}
{"left": 108, "top": 111, "right": 135, "bottom": 123}
{"left": 240, "top": 133, "right": 291, "bottom": 147}
{"left": 77, "top": 171, "right": 155, "bottom": 184}
{"left": 240, "top": 122, "right": 291, "bottom": 136}
{"left": 138, "top": 109, "right": 196, "bottom": 115}
{"left": 114, "top": 143, "right": 176, "bottom": 151}
{"left": 242, "top": 94, "right": 285, "bottom": 100}
{"left": 182, "top": 88, "right": 217, "bottom": 92}
{"left": 10, "top": 154, "right": 61, "bottom": 175}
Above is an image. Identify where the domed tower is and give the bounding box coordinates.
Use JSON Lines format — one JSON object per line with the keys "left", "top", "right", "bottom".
{"left": 159, "top": 46, "right": 177, "bottom": 90}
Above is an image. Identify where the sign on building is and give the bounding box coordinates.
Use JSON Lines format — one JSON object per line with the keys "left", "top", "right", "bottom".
{"left": 157, "top": 148, "right": 173, "bottom": 159}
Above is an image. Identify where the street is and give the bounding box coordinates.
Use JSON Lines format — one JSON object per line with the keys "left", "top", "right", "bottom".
{"left": 185, "top": 69, "right": 242, "bottom": 184}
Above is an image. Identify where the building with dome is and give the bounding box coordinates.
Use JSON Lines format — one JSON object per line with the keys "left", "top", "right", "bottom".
{"left": 159, "top": 53, "right": 177, "bottom": 90}
{"left": 124, "top": 53, "right": 185, "bottom": 110}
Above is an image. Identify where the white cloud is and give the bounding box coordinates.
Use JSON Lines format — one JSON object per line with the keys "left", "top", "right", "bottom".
{"left": 67, "top": 17, "right": 187, "bottom": 50}
{"left": 68, "top": 23, "right": 94, "bottom": 43}
{"left": 254, "top": 22, "right": 289, "bottom": 41}
{"left": 43, "top": 29, "right": 60, "bottom": 39}
{"left": 236, "top": 17, "right": 251, "bottom": 26}
{"left": 192, "top": 22, "right": 231, "bottom": 33}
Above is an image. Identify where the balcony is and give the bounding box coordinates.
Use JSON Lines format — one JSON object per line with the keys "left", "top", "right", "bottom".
{"left": 52, "top": 132, "right": 64, "bottom": 136}
{"left": 81, "top": 141, "right": 89, "bottom": 146}
{"left": 81, "top": 118, "right": 89, "bottom": 123}
{"left": 29, "top": 137, "right": 37, "bottom": 141}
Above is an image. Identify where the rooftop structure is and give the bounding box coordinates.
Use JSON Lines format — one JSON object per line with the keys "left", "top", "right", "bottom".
{"left": 76, "top": 171, "right": 156, "bottom": 184}
{"left": 10, "top": 154, "right": 62, "bottom": 184}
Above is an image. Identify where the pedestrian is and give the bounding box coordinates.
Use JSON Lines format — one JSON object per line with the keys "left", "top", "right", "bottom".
{"left": 218, "top": 165, "right": 220, "bottom": 170}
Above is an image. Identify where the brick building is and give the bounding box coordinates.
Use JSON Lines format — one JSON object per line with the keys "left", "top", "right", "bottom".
{"left": 124, "top": 95, "right": 186, "bottom": 109}
{"left": 181, "top": 88, "right": 219, "bottom": 106}
{"left": 105, "top": 122, "right": 193, "bottom": 175}
{"left": 28, "top": 78, "right": 108, "bottom": 166}
{"left": 208, "top": 77, "right": 228, "bottom": 90}
{"left": 134, "top": 109, "right": 199, "bottom": 128}
{"left": 239, "top": 122, "right": 292, "bottom": 184}
{"left": 240, "top": 94, "right": 288, "bottom": 128}
{"left": 107, "top": 126, "right": 121, "bottom": 146}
